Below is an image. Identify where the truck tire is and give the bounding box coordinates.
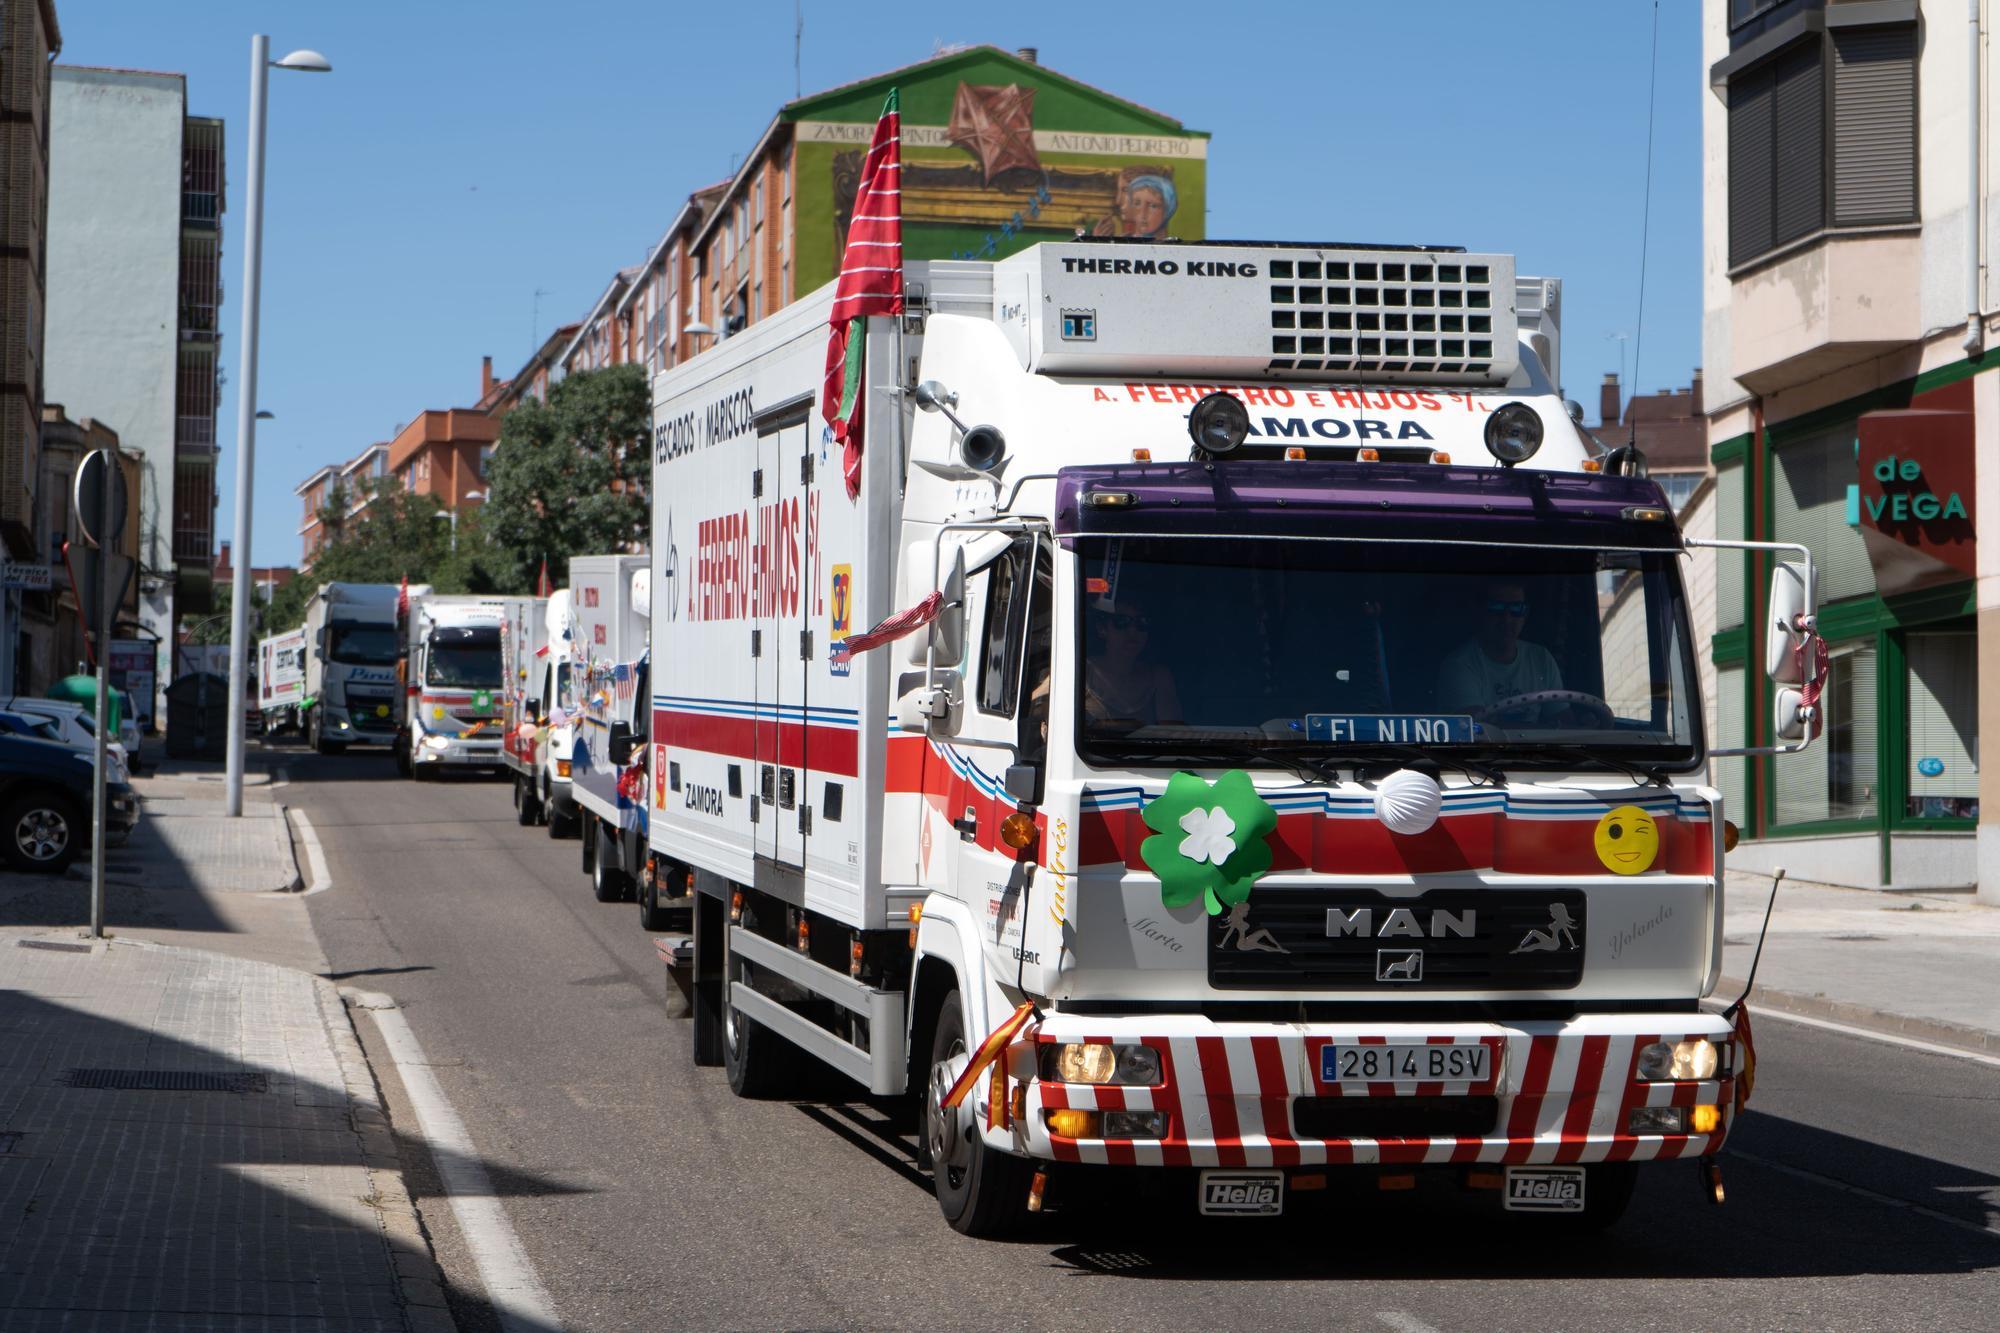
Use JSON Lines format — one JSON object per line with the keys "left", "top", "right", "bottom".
{"left": 722, "top": 917, "right": 802, "bottom": 1098}
{"left": 637, "top": 861, "right": 677, "bottom": 931}
{"left": 396, "top": 742, "right": 413, "bottom": 777}
{"left": 311, "top": 715, "right": 346, "bottom": 756}
{"left": 591, "top": 820, "right": 629, "bottom": 903}
{"left": 926, "top": 989, "right": 1036, "bottom": 1238}
{"left": 513, "top": 775, "right": 538, "bottom": 826}
{"left": 546, "top": 783, "right": 576, "bottom": 838}
{"left": 2, "top": 792, "right": 82, "bottom": 875}
{"left": 691, "top": 892, "right": 725, "bottom": 1067}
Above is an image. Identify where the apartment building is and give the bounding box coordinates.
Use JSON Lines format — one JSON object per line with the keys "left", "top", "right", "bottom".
{"left": 44, "top": 66, "right": 225, "bottom": 691}
{"left": 0, "top": 0, "right": 60, "bottom": 693}
{"left": 1703, "top": 0, "right": 1987, "bottom": 895}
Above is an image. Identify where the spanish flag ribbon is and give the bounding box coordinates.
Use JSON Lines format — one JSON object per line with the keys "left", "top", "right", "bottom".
{"left": 941, "top": 1001, "right": 1036, "bottom": 1109}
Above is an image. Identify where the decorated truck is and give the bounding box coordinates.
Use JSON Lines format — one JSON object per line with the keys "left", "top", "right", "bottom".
{"left": 499, "top": 593, "right": 551, "bottom": 823}
{"left": 564, "top": 555, "right": 667, "bottom": 922}
{"left": 256, "top": 626, "right": 309, "bottom": 736}
{"left": 645, "top": 239, "right": 1823, "bottom": 1236}
{"left": 301, "top": 582, "right": 404, "bottom": 754}
{"left": 398, "top": 593, "right": 523, "bottom": 778}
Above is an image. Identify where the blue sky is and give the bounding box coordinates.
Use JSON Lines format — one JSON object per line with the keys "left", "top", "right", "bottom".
{"left": 60, "top": 2, "right": 1701, "bottom": 568}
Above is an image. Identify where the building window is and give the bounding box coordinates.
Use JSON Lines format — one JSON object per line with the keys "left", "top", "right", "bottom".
{"left": 1772, "top": 426, "right": 1875, "bottom": 605}
{"left": 1725, "top": 23, "right": 1916, "bottom": 268}
{"left": 1716, "top": 662, "right": 1747, "bottom": 823}
{"left": 478, "top": 444, "right": 496, "bottom": 480}
{"left": 1773, "top": 641, "right": 1877, "bottom": 826}
{"left": 1904, "top": 630, "right": 1979, "bottom": 819}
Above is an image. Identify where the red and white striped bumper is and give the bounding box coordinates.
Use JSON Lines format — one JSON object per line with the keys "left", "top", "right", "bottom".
{"left": 1000, "top": 1013, "right": 1736, "bottom": 1169}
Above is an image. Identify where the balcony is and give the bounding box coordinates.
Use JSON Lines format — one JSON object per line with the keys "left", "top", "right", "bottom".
{"left": 182, "top": 119, "right": 224, "bottom": 230}
{"left": 1727, "top": 230, "right": 1921, "bottom": 395}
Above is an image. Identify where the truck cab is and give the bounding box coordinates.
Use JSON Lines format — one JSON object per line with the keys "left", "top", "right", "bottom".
{"left": 402, "top": 596, "right": 513, "bottom": 776}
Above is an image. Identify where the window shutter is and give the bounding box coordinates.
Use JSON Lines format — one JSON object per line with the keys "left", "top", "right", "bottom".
{"left": 1832, "top": 26, "right": 1917, "bottom": 226}
{"left": 1728, "top": 65, "right": 1777, "bottom": 266}
{"left": 1771, "top": 40, "right": 1826, "bottom": 249}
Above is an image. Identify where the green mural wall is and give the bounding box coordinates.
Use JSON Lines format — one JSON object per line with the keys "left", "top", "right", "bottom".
{"left": 786, "top": 48, "right": 1208, "bottom": 296}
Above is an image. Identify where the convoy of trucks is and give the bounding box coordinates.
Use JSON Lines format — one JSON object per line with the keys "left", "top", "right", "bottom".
{"left": 270, "top": 236, "right": 1824, "bottom": 1240}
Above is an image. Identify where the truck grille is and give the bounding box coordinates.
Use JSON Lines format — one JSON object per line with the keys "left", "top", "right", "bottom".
{"left": 1209, "top": 887, "right": 1586, "bottom": 991}
{"left": 345, "top": 687, "right": 397, "bottom": 729}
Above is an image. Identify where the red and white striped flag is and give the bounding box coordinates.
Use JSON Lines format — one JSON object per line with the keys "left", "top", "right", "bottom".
{"left": 821, "top": 87, "right": 902, "bottom": 501}
{"left": 830, "top": 590, "right": 940, "bottom": 664}
{"left": 396, "top": 574, "right": 409, "bottom": 619}
{"left": 537, "top": 558, "right": 551, "bottom": 598}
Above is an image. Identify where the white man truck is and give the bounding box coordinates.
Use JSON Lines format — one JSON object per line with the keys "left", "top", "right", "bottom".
{"left": 565, "top": 555, "right": 672, "bottom": 923}
{"left": 646, "top": 240, "right": 1821, "bottom": 1236}
{"left": 302, "top": 582, "right": 404, "bottom": 755}
{"left": 256, "top": 626, "right": 309, "bottom": 737}
{"left": 400, "top": 594, "right": 522, "bottom": 777}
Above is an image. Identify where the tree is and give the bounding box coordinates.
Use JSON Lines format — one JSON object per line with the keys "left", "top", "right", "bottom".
{"left": 186, "top": 580, "right": 268, "bottom": 646}
{"left": 482, "top": 364, "right": 649, "bottom": 590}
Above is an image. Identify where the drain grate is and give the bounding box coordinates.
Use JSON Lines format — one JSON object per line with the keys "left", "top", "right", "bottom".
{"left": 59, "top": 1069, "right": 268, "bottom": 1093}
{"left": 17, "top": 940, "right": 91, "bottom": 954}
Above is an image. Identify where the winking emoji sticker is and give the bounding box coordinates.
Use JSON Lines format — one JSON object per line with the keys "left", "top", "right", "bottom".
{"left": 1594, "top": 805, "right": 1659, "bottom": 875}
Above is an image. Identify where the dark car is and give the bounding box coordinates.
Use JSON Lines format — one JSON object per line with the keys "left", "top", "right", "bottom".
{"left": 0, "top": 732, "right": 138, "bottom": 874}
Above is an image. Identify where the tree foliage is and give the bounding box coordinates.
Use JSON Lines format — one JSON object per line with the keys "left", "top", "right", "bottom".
{"left": 481, "top": 365, "right": 649, "bottom": 591}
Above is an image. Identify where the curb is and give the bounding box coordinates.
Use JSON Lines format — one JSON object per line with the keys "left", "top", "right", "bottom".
{"left": 1723, "top": 976, "right": 2000, "bottom": 1058}
{"left": 314, "top": 975, "right": 459, "bottom": 1333}
{"left": 272, "top": 800, "right": 305, "bottom": 893}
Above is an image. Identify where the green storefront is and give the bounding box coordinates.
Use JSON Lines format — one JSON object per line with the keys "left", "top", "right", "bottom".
{"left": 1711, "top": 363, "right": 1980, "bottom": 889}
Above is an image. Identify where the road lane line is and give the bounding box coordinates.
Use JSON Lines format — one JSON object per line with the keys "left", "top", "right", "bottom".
{"left": 366, "top": 1000, "right": 564, "bottom": 1332}
{"left": 1377, "top": 1313, "right": 1444, "bottom": 1333}
{"left": 1728, "top": 1149, "right": 2000, "bottom": 1241}
{"left": 289, "top": 808, "right": 334, "bottom": 895}
{"left": 1757, "top": 1007, "right": 2000, "bottom": 1070}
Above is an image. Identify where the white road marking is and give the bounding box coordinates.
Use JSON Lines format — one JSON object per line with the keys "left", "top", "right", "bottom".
{"left": 289, "top": 808, "right": 334, "bottom": 896}
{"left": 1729, "top": 1149, "right": 2000, "bottom": 1241}
{"left": 1377, "top": 1313, "right": 1444, "bottom": 1333}
{"left": 1757, "top": 1007, "right": 2000, "bottom": 1070}
{"left": 366, "top": 1000, "right": 564, "bottom": 1332}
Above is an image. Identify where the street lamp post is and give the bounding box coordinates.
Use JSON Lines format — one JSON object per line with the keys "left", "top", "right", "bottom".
{"left": 435, "top": 490, "right": 484, "bottom": 554}
{"left": 224, "top": 37, "right": 329, "bottom": 817}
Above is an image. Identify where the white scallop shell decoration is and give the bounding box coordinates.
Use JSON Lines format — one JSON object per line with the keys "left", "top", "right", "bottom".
{"left": 1374, "top": 768, "right": 1442, "bottom": 836}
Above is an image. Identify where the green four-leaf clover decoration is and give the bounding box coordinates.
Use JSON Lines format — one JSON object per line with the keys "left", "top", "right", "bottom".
{"left": 1139, "top": 770, "right": 1279, "bottom": 916}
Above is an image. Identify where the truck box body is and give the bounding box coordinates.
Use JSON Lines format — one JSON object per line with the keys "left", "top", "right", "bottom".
{"left": 302, "top": 583, "right": 404, "bottom": 749}
{"left": 647, "top": 241, "right": 1796, "bottom": 1228}
{"left": 567, "top": 555, "right": 651, "bottom": 837}
{"left": 256, "top": 628, "right": 308, "bottom": 733}
{"left": 403, "top": 594, "right": 526, "bottom": 771}
{"left": 499, "top": 596, "right": 549, "bottom": 780}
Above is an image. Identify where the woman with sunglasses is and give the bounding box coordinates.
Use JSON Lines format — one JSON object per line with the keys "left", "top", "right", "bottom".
{"left": 1083, "top": 597, "right": 1183, "bottom": 729}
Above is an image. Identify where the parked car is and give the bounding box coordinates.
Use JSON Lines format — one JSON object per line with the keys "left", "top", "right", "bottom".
{"left": 112, "top": 689, "right": 145, "bottom": 772}
{"left": 0, "top": 697, "right": 132, "bottom": 785}
{"left": 0, "top": 732, "right": 138, "bottom": 874}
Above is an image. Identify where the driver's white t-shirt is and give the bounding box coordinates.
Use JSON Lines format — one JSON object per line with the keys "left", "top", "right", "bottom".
{"left": 1435, "top": 640, "right": 1564, "bottom": 712}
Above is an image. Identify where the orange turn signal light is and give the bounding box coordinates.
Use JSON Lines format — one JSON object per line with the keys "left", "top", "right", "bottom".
{"left": 1000, "top": 812, "right": 1037, "bottom": 850}
{"left": 1692, "top": 1104, "right": 1722, "bottom": 1134}
{"left": 1723, "top": 820, "right": 1740, "bottom": 853}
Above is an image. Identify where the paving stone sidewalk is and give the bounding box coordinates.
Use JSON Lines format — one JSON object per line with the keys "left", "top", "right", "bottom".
{"left": 0, "top": 934, "right": 435, "bottom": 1332}
{"left": 1721, "top": 869, "right": 2000, "bottom": 1054}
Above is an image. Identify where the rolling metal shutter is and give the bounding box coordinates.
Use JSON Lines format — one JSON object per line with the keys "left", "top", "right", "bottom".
{"left": 1728, "top": 65, "right": 1777, "bottom": 266}
{"left": 1728, "top": 39, "right": 1824, "bottom": 267}
{"left": 1833, "top": 26, "right": 1918, "bottom": 226}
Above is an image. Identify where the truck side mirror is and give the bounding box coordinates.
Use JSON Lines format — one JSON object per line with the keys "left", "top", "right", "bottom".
{"left": 1765, "top": 560, "right": 1811, "bottom": 684}
{"left": 895, "top": 670, "right": 960, "bottom": 734}
{"left": 1003, "top": 764, "right": 1039, "bottom": 804}
{"left": 1773, "top": 686, "right": 1809, "bottom": 742}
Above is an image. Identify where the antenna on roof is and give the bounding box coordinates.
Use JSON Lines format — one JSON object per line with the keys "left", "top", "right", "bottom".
{"left": 531, "top": 288, "right": 551, "bottom": 355}
{"left": 794, "top": 0, "right": 803, "bottom": 99}
{"left": 1628, "top": 0, "right": 1661, "bottom": 449}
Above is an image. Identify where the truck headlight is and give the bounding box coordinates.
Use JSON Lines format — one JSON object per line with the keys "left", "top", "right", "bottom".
{"left": 1637, "top": 1038, "right": 1718, "bottom": 1081}
{"left": 1627, "top": 1106, "right": 1685, "bottom": 1135}
{"left": 1042, "top": 1042, "right": 1162, "bottom": 1086}
{"left": 422, "top": 734, "right": 451, "bottom": 751}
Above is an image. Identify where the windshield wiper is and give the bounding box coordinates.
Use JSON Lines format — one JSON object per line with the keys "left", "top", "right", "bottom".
{"left": 1473, "top": 743, "right": 1671, "bottom": 786}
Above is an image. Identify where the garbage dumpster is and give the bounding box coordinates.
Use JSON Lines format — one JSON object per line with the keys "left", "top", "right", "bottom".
{"left": 164, "top": 672, "right": 230, "bottom": 759}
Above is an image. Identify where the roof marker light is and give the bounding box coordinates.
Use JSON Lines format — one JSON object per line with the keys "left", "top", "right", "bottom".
{"left": 1084, "top": 491, "right": 1138, "bottom": 509}
{"left": 1130, "top": 447, "right": 1153, "bottom": 462}
{"left": 1430, "top": 451, "right": 1451, "bottom": 464}
{"left": 1357, "top": 447, "right": 1381, "bottom": 462}
{"left": 1581, "top": 457, "right": 1603, "bottom": 473}
{"left": 1284, "top": 446, "right": 1307, "bottom": 461}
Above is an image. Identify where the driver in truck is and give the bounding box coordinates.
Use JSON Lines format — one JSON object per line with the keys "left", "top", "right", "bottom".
{"left": 1435, "top": 579, "right": 1565, "bottom": 718}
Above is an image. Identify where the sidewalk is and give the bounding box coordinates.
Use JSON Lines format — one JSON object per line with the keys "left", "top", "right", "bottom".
{"left": 0, "top": 934, "right": 441, "bottom": 1331}
{"left": 1721, "top": 868, "right": 2000, "bottom": 1056}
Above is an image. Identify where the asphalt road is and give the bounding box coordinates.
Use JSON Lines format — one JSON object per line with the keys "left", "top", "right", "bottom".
{"left": 286, "top": 746, "right": 2000, "bottom": 1333}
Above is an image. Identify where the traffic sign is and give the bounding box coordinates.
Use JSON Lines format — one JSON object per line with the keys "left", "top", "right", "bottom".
{"left": 71, "top": 449, "right": 127, "bottom": 550}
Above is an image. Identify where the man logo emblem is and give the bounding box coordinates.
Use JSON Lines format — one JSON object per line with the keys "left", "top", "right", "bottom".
{"left": 1376, "top": 949, "right": 1423, "bottom": 982}
{"left": 1060, "top": 308, "right": 1097, "bottom": 341}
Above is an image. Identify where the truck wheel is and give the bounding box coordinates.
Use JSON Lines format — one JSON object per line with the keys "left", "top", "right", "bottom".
{"left": 396, "top": 743, "right": 413, "bottom": 777}
{"left": 2, "top": 793, "right": 82, "bottom": 875}
{"left": 580, "top": 813, "right": 596, "bottom": 873}
{"left": 591, "top": 821, "right": 629, "bottom": 903}
{"left": 926, "top": 989, "right": 1036, "bottom": 1237}
{"left": 546, "top": 788, "right": 575, "bottom": 839}
{"left": 722, "top": 919, "right": 802, "bottom": 1098}
{"left": 637, "top": 866, "right": 673, "bottom": 930}
{"left": 513, "top": 775, "right": 537, "bottom": 826}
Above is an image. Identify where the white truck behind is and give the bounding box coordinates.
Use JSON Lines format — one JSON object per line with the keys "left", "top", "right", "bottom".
{"left": 400, "top": 593, "right": 523, "bottom": 777}
{"left": 645, "top": 239, "right": 1824, "bottom": 1236}
{"left": 302, "top": 582, "right": 404, "bottom": 754}
{"left": 256, "top": 626, "right": 308, "bottom": 737}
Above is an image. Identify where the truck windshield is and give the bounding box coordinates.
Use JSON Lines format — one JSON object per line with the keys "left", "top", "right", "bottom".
{"left": 427, "top": 627, "right": 502, "bottom": 688}
{"left": 1074, "top": 535, "right": 1700, "bottom": 772}
{"left": 328, "top": 625, "right": 399, "bottom": 666}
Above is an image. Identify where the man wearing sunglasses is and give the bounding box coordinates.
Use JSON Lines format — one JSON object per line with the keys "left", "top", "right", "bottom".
{"left": 1435, "top": 579, "right": 1565, "bottom": 719}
